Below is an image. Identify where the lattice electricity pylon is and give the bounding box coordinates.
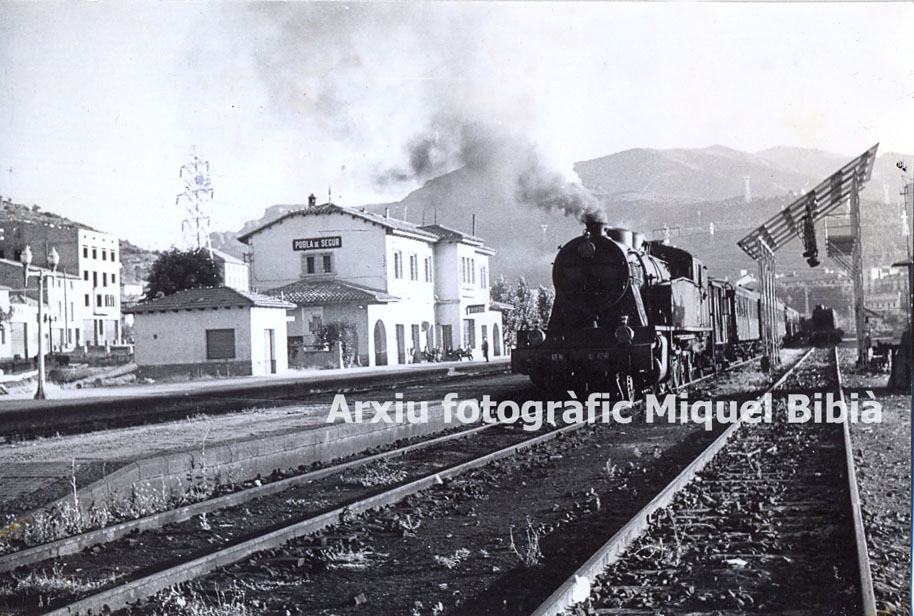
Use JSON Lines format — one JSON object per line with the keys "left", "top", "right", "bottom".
{"left": 176, "top": 151, "right": 215, "bottom": 255}
{"left": 756, "top": 238, "right": 780, "bottom": 367}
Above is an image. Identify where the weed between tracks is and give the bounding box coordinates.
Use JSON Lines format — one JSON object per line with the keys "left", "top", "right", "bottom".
{"left": 0, "top": 562, "right": 116, "bottom": 608}
{"left": 152, "top": 584, "right": 253, "bottom": 616}
{"left": 509, "top": 516, "right": 544, "bottom": 567}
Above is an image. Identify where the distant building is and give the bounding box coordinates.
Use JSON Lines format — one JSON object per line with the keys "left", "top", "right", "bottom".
{"left": 124, "top": 286, "right": 294, "bottom": 378}
{"left": 239, "top": 200, "right": 504, "bottom": 365}
{"left": 211, "top": 248, "right": 249, "bottom": 292}
{"left": 0, "top": 285, "right": 39, "bottom": 360}
{"left": 0, "top": 259, "right": 86, "bottom": 352}
{"left": 0, "top": 220, "right": 122, "bottom": 345}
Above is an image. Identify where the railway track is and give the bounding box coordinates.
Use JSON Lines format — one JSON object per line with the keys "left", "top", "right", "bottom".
{"left": 534, "top": 347, "right": 876, "bottom": 616}
{"left": 0, "top": 357, "right": 767, "bottom": 615}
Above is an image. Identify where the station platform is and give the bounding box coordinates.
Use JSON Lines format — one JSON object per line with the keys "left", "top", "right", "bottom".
{"left": 0, "top": 358, "right": 509, "bottom": 437}
{"left": 0, "top": 359, "right": 512, "bottom": 519}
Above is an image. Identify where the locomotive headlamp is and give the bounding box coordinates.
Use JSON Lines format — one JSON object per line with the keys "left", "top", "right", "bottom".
{"left": 615, "top": 325, "right": 634, "bottom": 344}
{"left": 529, "top": 328, "right": 546, "bottom": 346}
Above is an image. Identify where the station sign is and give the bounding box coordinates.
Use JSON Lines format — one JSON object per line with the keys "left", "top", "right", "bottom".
{"left": 293, "top": 236, "right": 343, "bottom": 251}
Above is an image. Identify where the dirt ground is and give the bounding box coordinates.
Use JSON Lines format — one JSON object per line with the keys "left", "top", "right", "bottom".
{"left": 840, "top": 348, "right": 912, "bottom": 614}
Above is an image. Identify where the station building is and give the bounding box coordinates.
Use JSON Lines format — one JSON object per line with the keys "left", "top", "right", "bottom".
{"left": 239, "top": 198, "right": 504, "bottom": 367}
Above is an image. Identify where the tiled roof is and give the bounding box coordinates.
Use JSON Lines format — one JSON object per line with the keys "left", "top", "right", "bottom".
{"left": 263, "top": 279, "right": 398, "bottom": 306}
{"left": 418, "top": 224, "right": 484, "bottom": 244}
{"left": 237, "top": 203, "right": 439, "bottom": 243}
{"left": 124, "top": 286, "right": 294, "bottom": 313}
{"left": 210, "top": 247, "right": 245, "bottom": 265}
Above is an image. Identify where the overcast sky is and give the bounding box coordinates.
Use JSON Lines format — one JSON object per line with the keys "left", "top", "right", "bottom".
{"left": 1, "top": 2, "right": 912, "bottom": 250}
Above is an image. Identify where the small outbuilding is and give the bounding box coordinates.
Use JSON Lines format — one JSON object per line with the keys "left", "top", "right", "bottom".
{"left": 125, "top": 287, "right": 294, "bottom": 379}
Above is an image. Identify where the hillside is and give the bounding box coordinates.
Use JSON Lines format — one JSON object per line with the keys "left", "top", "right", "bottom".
{"left": 352, "top": 147, "right": 912, "bottom": 289}
{"left": 0, "top": 196, "right": 157, "bottom": 286}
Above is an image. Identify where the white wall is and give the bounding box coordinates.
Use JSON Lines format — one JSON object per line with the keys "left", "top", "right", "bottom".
{"left": 133, "top": 307, "right": 253, "bottom": 367}
{"left": 223, "top": 262, "right": 250, "bottom": 292}
{"left": 386, "top": 233, "right": 436, "bottom": 301}
{"left": 247, "top": 212, "right": 388, "bottom": 291}
{"left": 249, "top": 306, "right": 290, "bottom": 375}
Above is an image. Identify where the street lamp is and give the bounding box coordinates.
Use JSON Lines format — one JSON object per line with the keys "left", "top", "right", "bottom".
{"left": 21, "top": 244, "right": 59, "bottom": 400}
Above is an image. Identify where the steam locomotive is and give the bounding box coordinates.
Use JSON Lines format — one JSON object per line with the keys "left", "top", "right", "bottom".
{"left": 801, "top": 305, "right": 844, "bottom": 346}
{"left": 511, "top": 219, "right": 800, "bottom": 397}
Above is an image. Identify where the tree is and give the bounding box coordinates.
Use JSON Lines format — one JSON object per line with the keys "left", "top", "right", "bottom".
{"left": 535, "top": 285, "right": 555, "bottom": 328}
{"left": 144, "top": 248, "right": 223, "bottom": 300}
{"left": 316, "top": 319, "right": 359, "bottom": 366}
{"left": 491, "top": 276, "right": 541, "bottom": 348}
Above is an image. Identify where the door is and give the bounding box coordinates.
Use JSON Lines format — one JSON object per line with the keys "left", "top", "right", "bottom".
{"left": 396, "top": 324, "right": 406, "bottom": 364}
{"left": 411, "top": 324, "right": 421, "bottom": 362}
{"left": 442, "top": 324, "right": 453, "bottom": 351}
{"left": 373, "top": 320, "right": 387, "bottom": 366}
{"left": 263, "top": 328, "right": 276, "bottom": 374}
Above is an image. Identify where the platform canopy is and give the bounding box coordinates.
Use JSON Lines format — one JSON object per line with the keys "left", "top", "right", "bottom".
{"left": 737, "top": 144, "right": 879, "bottom": 259}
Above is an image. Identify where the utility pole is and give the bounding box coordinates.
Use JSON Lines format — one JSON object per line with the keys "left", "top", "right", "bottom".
{"left": 177, "top": 149, "right": 214, "bottom": 257}
{"left": 850, "top": 175, "right": 867, "bottom": 364}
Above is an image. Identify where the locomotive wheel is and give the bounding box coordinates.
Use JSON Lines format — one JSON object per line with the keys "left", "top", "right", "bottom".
{"left": 619, "top": 373, "right": 636, "bottom": 402}
{"left": 670, "top": 356, "right": 683, "bottom": 389}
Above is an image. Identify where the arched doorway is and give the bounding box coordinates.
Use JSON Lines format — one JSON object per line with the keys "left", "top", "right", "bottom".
{"left": 493, "top": 324, "right": 502, "bottom": 356}
{"left": 373, "top": 320, "right": 388, "bottom": 366}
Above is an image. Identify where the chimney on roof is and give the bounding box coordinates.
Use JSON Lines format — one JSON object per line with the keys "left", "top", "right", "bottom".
{"left": 308, "top": 193, "right": 317, "bottom": 207}
{"left": 385, "top": 207, "right": 390, "bottom": 218}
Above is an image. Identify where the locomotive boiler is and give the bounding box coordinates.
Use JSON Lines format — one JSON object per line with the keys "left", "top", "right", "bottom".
{"left": 512, "top": 219, "right": 713, "bottom": 398}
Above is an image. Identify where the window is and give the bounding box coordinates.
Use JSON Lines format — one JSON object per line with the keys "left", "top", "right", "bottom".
{"left": 480, "top": 265, "right": 487, "bottom": 289}
{"left": 96, "top": 294, "right": 102, "bottom": 307}
{"left": 393, "top": 251, "right": 403, "bottom": 279}
{"left": 111, "top": 251, "right": 116, "bottom": 261}
{"left": 111, "top": 273, "right": 116, "bottom": 285}
{"left": 206, "top": 329, "right": 236, "bottom": 359}
{"left": 424, "top": 257, "right": 432, "bottom": 283}
{"left": 306, "top": 256, "right": 315, "bottom": 274}
{"left": 83, "top": 271, "right": 89, "bottom": 281}
{"left": 101, "top": 249, "right": 106, "bottom": 261}
{"left": 322, "top": 254, "right": 332, "bottom": 273}
{"left": 92, "top": 247, "right": 97, "bottom": 259}
{"left": 83, "top": 247, "right": 88, "bottom": 258}
{"left": 93, "top": 272, "right": 98, "bottom": 286}
{"left": 460, "top": 257, "right": 466, "bottom": 283}
{"left": 470, "top": 258, "right": 476, "bottom": 284}
{"left": 84, "top": 294, "right": 89, "bottom": 307}
{"left": 409, "top": 253, "right": 418, "bottom": 281}
{"left": 70, "top": 302, "right": 74, "bottom": 317}
{"left": 102, "top": 273, "right": 107, "bottom": 287}
{"left": 104, "top": 295, "right": 116, "bottom": 307}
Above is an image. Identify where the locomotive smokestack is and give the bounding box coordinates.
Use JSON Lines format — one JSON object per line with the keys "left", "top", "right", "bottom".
{"left": 585, "top": 220, "right": 606, "bottom": 238}
{"left": 583, "top": 210, "right": 607, "bottom": 238}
